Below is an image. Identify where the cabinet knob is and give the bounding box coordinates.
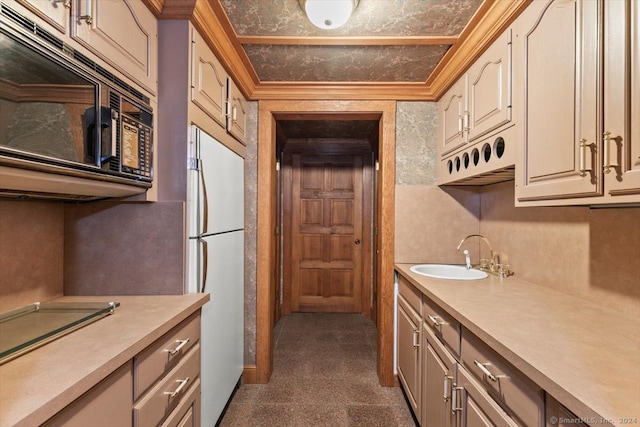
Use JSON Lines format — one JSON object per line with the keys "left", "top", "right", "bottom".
{"left": 354, "top": 239, "right": 361, "bottom": 245}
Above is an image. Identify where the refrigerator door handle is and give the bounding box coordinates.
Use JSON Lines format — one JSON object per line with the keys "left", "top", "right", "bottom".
{"left": 199, "top": 237, "right": 208, "bottom": 293}
{"left": 200, "top": 160, "right": 209, "bottom": 235}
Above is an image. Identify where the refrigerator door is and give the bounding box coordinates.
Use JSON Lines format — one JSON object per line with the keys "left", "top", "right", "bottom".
{"left": 196, "top": 128, "right": 244, "bottom": 235}
{"left": 200, "top": 230, "right": 244, "bottom": 425}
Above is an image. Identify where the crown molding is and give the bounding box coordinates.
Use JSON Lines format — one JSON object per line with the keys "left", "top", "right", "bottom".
{"left": 151, "top": 0, "right": 531, "bottom": 101}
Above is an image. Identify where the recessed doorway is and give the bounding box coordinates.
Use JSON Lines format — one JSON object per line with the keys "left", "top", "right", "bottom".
{"left": 254, "top": 100, "right": 396, "bottom": 387}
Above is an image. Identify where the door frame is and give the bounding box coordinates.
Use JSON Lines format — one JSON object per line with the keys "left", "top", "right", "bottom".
{"left": 254, "top": 100, "right": 396, "bottom": 386}
{"left": 282, "top": 146, "right": 373, "bottom": 316}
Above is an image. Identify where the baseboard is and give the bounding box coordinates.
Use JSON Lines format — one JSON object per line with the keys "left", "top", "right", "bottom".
{"left": 242, "top": 364, "right": 258, "bottom": 384}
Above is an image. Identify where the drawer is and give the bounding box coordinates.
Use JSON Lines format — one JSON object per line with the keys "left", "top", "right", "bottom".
{"left": 134, "top": 343, "right": 201, "bottom": 427}
{"left": 460, "top": 328, "right": 543, "bottom": 427}
{"left": 134, "top": 312, "right": 200, "bottom": 399}
{"left": 161, "top": 377, "right": 201, "bottom": 427}
{"left": 422, "top": 295, "right": 460, "bottom": 357}
{"left": 398, "top": 274, "right": 422, "bottom": 314}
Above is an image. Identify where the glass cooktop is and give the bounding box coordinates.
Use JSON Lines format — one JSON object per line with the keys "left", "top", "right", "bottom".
{"left": 0, "top": 301, "right": 119, "bottom": 365}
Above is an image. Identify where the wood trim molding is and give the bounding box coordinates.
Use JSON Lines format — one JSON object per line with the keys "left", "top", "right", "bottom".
{"left": 151, "top": 0, "right": 529, "bottom": 101}
{"left": 256, "top": 99, "right": 396, "bottom": 385}
{"left": 236, "top": 35, "right": 459, "bottom": 46}
{"left": 426, "top": 0, "right": 531, "bottom": 99}
{"left": 242, "top": 364, "right": 257, "bottom": 384}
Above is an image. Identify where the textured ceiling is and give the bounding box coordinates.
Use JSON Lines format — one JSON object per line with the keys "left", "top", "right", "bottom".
{"left": 219, "top": 0, "right": 484, "bottom": 84}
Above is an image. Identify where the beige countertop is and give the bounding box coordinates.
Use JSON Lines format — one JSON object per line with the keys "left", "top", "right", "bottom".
{"left": 395, "top": 264, "right": 640, "bottom": 427}
{"left": 0, "top": 294, "right": 209, "bottom": 427}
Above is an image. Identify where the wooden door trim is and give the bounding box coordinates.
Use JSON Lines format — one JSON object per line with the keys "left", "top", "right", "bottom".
{"left": 255, "top": 100, "right": 395, "bottom": 385}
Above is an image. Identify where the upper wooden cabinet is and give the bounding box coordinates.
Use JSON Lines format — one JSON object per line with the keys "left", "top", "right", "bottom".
{"left": 191, "top": 28, "right": 228, "bottom": 129}
{"left": 437, "top": 29, "right": 516, "bottom": 185}
{"left": 70, "top": 0, "right": 158, "bottom": 96}
{"left": 9, "top": 0, "right": 157, "bottom": 97}
{"left": 514, "top": 0, "right": 639, "bottom": 206}
{"left": 15, "top": 0, "right": 69, "bottom": 34}
{"left": 190, "top": 28, "right": 248, "bottom": 146}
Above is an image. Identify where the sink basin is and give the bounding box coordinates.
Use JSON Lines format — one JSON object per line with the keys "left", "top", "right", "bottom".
{"left": 409, "top": 264, "right": 488, "bottom": 280}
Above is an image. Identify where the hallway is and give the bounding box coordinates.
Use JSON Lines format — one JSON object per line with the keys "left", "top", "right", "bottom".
{"left": 219, "top": 313, "right": 416, "bottom": 426}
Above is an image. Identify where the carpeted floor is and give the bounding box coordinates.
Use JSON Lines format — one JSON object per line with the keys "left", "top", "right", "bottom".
{"left": 218, "top": 312, "right": 417, "bottom": 426}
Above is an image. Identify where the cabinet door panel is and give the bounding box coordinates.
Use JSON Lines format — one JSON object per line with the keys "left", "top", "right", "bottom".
{"left": 226, "top": 77, "right": 247, "bottom": 145}
{"left": 422, "top": 325, "right": 456, "bottom": 427}
{"left": 604, "top": 0, "right": 640, "bottom": 199}
{"left": 16, "top": 0, "right": 68, "bottom": 33}
{"left": 515, "top": 0, "right": 602, "bottom": 202}
{"left": 191, "top": 28, "right": 227, "bottom": 128}
{"left": 467, "top": 29, "right": 512, "bottom": 143}
{"left": 44, "top": 362, "right": 133, "bottom": 427}
{"left": 71, "top": 0, "right": 157, "bottom": 95}
{"left": 439, "top": 78, "right": 467, "bottom": 156}
{"left": 397, "top": 296, "right": 421, "bottom": 414}
{"left": 457, "top": 367, "right": 518, "bottom": 427}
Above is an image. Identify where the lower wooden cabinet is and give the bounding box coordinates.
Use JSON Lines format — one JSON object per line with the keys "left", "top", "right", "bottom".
{"left": 421, "top": 324, "right": 456, "bottom": 427}
{"left": 43, "top": 362, "right": 134, "bottom": 427}
{"left": 43, "top": 312, "right": 202, "bottom": 427}
{"left": 397, "top": 294, "right": 422, "bottom": 417}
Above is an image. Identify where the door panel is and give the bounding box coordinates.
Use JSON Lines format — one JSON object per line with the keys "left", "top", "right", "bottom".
{"left": 290, "top": 153, "right": 363, "bottom": 313}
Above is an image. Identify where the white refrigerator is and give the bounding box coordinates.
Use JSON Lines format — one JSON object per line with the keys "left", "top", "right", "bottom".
{"left": 187, "top": 126, "right": 244, "bottom": 426}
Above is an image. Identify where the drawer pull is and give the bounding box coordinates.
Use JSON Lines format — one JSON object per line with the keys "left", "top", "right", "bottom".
{"left": 164, "top": 377, "right": 190, "bottom": 399}
{"left": 427, "top": 314, "right": 444, "bottom": 328}
{"left": 166, "top": 339, "right": 190, "bottom": 355}
{"left": 473, "top": 359, "right": 499, "bottom": 382}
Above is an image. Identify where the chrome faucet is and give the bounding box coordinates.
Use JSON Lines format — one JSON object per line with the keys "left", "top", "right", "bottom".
{"left": 456, "top": 234, "right": 510, "bottom": 277}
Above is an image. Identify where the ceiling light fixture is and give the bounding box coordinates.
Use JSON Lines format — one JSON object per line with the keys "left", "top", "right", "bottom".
{"left": 299, "top": 0, "right": 360, "bottom": 30}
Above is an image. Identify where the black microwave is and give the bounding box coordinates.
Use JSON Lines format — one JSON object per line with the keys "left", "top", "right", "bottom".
{"left": 0, "top": 4, "right": 153, "bottom": 186}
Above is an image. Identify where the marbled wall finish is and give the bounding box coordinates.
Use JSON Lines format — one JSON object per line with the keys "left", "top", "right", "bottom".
{"left": 396, "top": 101, "right": 438, "bottom": 185}
{"left": 0, "top": 200, "right": 64, "bottom": 311}
{"left": 219, "top": 0, "right": 482, "bottom": 83}
{"left": 244, "top": 101, "right": 258, "bottom": 365}
{"left": 394, "top": 101, "right": 482, "bottom": 262}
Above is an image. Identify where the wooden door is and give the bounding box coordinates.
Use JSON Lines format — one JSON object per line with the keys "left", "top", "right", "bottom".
{"left": 289, "top": 153, "right": 363, "bottom": 313}
{"left": 226, "top": 78, "right": 248, "bottom": 145}
{"left": 515, "top": 0, "right": 602, "bottom": 203}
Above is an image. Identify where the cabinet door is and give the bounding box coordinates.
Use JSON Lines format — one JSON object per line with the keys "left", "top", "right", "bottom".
{"left": 603, "top": 0, "right": 640, "bottom": 200}
{"left": 43, "top": 362, "right": 133, "bottom": 427}
{"left": 70, "top": 0, "right": 157, "bottom": 95}
{"left": 16, "top": 0, "right": 69, "bottom": 34}
{"left": 161, "top": 378, "right": 201, "bottom": 427}
{"left": 439, "top": 77, "right": 467, "bottom": 156}
{"left": 467, "top": 29, "right": 512, "bottom": 144}
{"left": 455, "top": 367, "right": 518, "bottom": 427}
{"left": 422, "top": 324, "right": 456, "bottom": 427}
{"left": 191, "top": 28, "right": 228, "bottom": 128}
{"left": 397, "top": 295, "right": 421, "bottom": 416}
{"left": 515, "top": 0, "right": 603, "bottom": 203}
{"left": 226, "top": 77, "right": 248, "bottom": 145}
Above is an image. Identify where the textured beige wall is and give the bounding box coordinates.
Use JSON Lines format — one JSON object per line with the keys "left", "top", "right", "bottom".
{"left": 0, "top": 200, "right": 64, "bottom": 311}
{"left": 244, "top": 101, "right": 258, "bottom": 365}
{"left": 394, "top": 101, "right": 639, "bottom": 316}
{"left": 63, "top": 201, "right": 186, "bottom": 295}
{"left": 480, "top": 181, "right": 640, "bottom": 316}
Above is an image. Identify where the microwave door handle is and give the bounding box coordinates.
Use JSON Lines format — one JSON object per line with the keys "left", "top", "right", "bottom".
{"left": 109, "top": 110, "right": 117, "bottom": 161}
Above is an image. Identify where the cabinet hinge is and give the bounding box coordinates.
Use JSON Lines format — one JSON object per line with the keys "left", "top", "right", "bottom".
{"left": 188, "top": 158, "right": 200, "bottom": 171}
